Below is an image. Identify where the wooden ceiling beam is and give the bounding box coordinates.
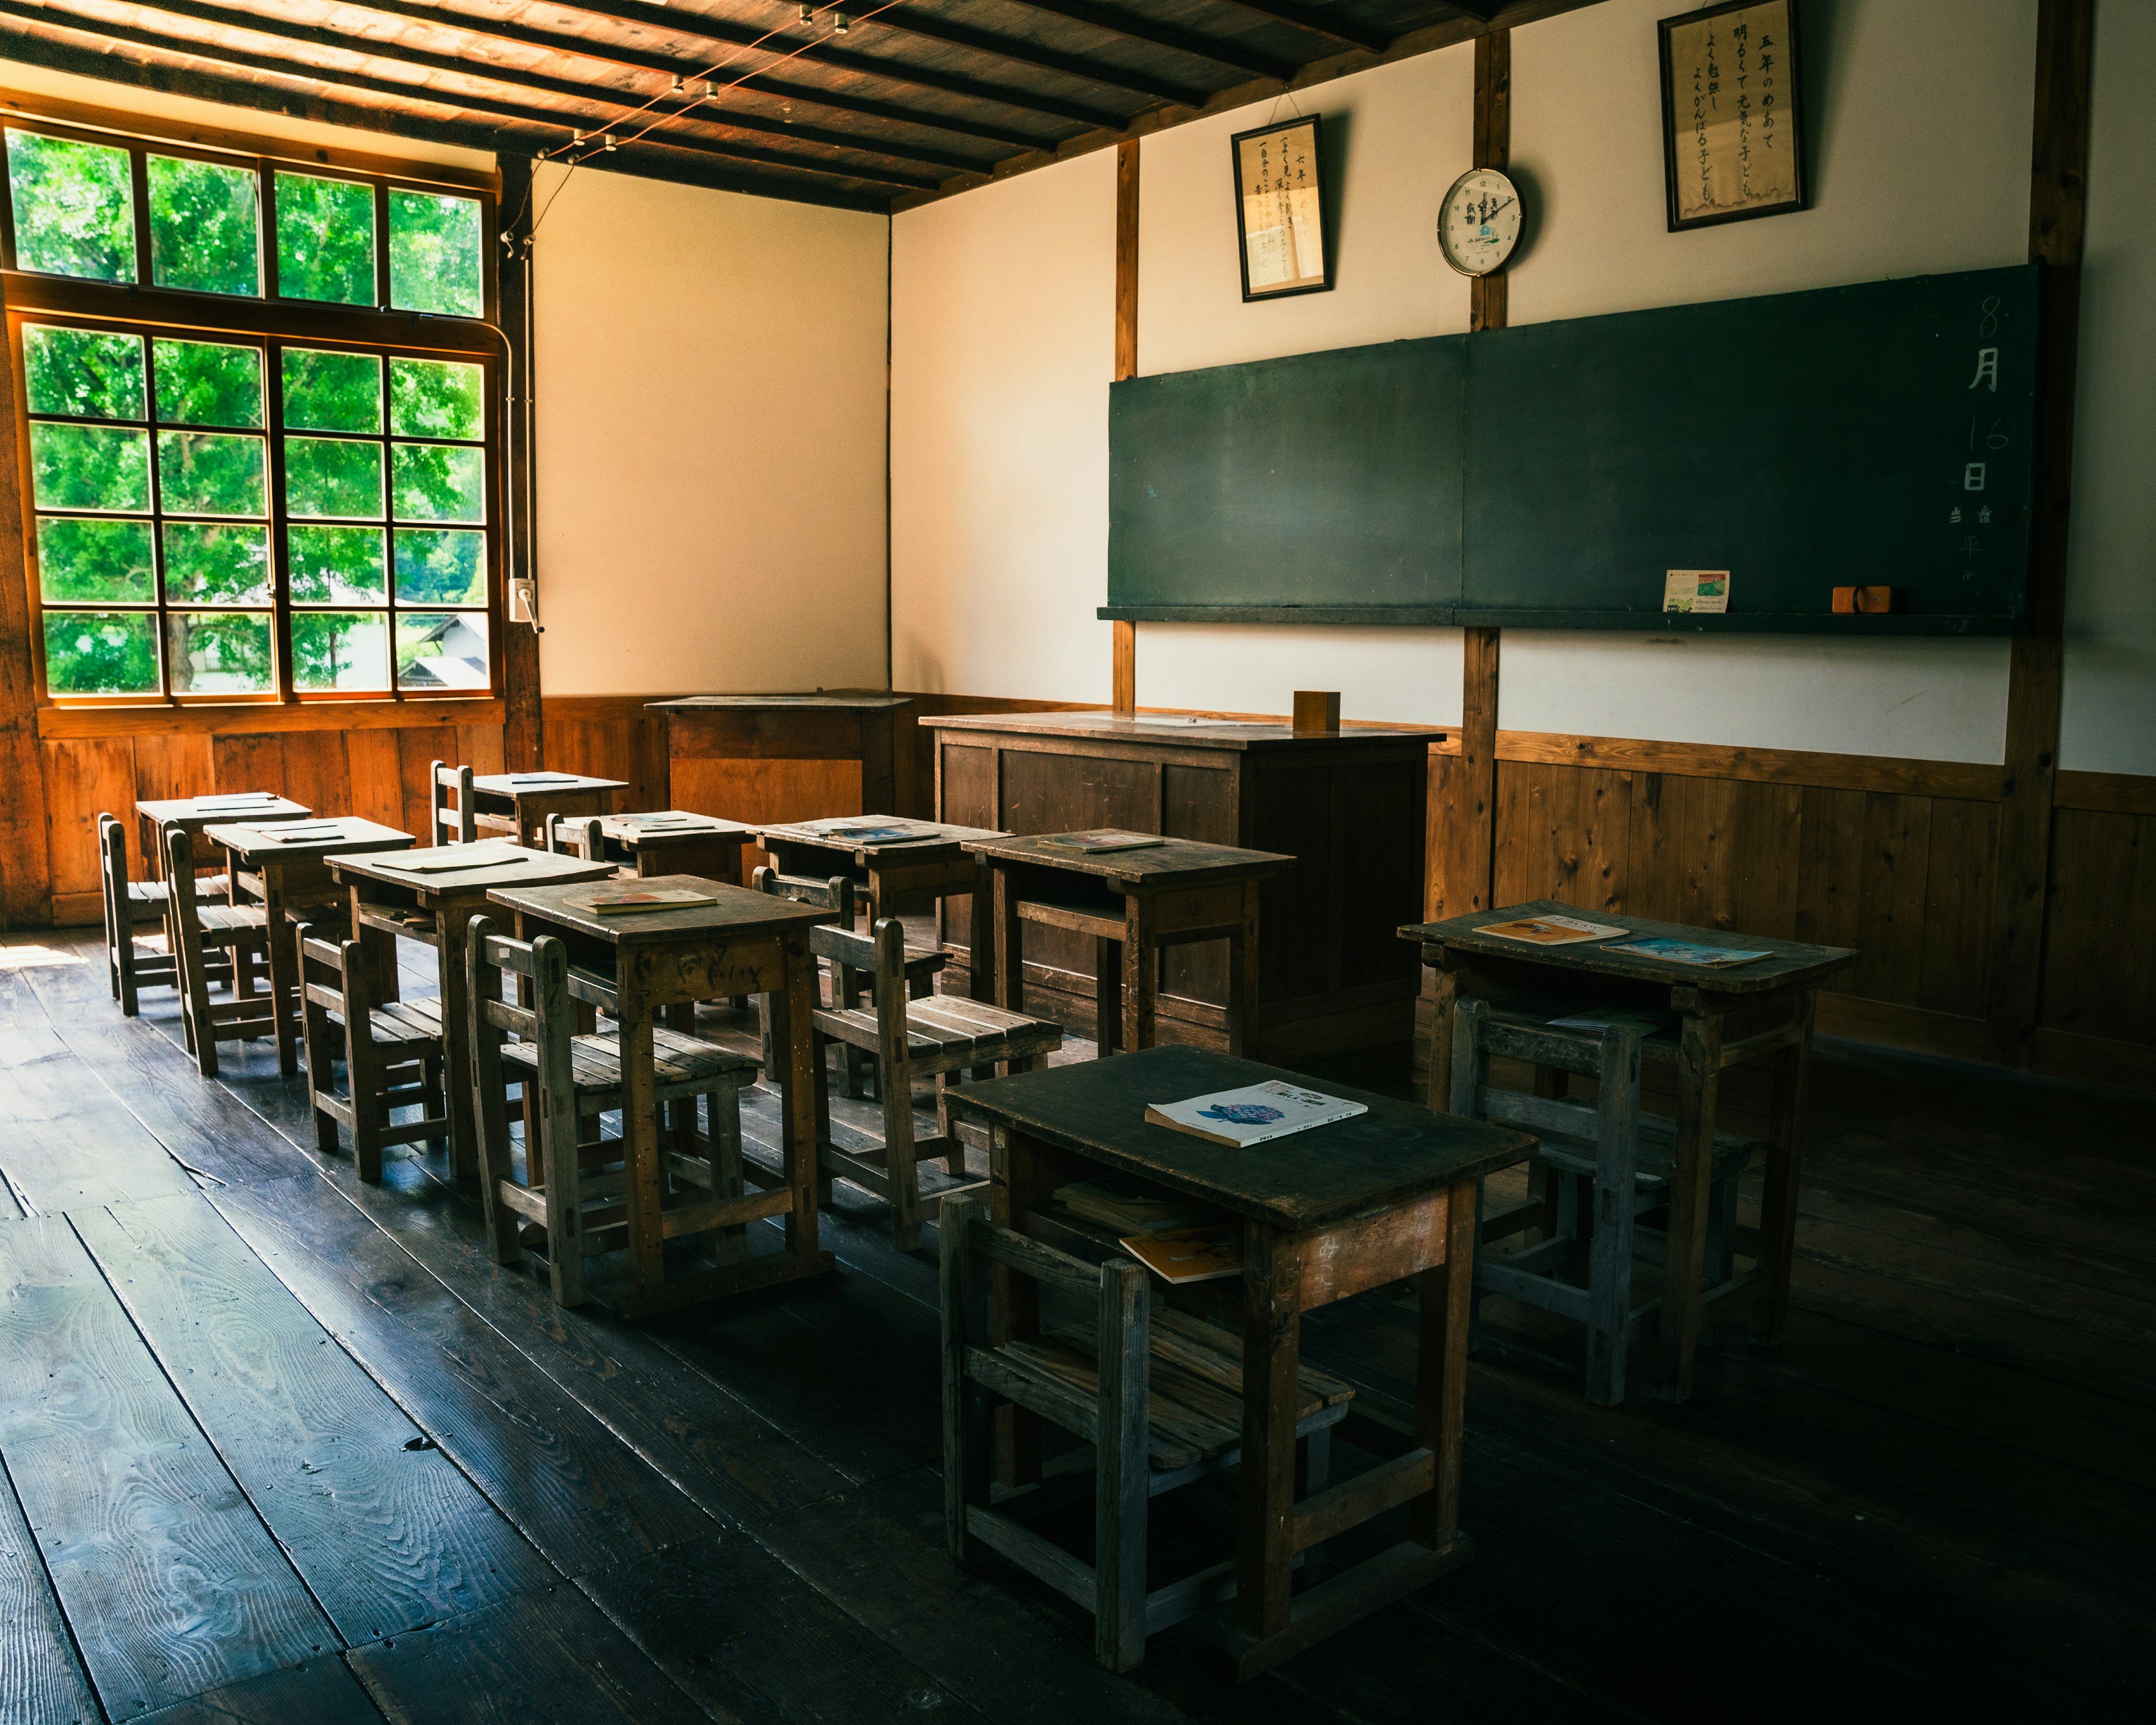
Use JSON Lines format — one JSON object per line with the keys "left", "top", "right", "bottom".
{"left": 993, "top": 0, "right": 1301, "bottom": 81}
{"left": 0, "top": 7, "right": 929, "bottom": 197}
{"left": 1202, "top": 1, "right": 1390, "bottom": 56}
{"left": 557, "top": 0, "right": 1213, "bottom": 107}
{"left": 41, "top": 0, "right": 1048, "bottom": 152}
{"left": 213, "top": 0, "right": 1135, "bottom": 132}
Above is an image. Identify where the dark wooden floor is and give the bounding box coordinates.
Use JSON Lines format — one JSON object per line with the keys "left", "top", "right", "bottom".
{"left": 0, "top": 925, "right": 2149, "bottom": 1725}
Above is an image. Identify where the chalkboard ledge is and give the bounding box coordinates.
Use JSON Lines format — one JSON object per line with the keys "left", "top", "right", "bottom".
{"left": 1098, "top": 605, "right": 2022, "bottom": 636}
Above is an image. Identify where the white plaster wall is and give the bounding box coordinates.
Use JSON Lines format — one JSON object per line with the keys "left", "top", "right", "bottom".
{"left": 2060, "top": 0, "right": 2156, "bottom": 775}
{"left": 890, "top": 149, "right": 1114, "bottom": 704}
{"left": 531, "top": 163, "right": 889, "bottom": 696}
{"left": 1495, "top": 0, "right": 2035, "bottom": 759}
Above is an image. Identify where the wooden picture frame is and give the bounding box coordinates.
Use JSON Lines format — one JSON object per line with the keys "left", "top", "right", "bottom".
{"left": 1658, "top": 0, "right": 1806, "bottom": 232}
{"left": 1231, "top": 116, "right": 1331, "bottom": 302}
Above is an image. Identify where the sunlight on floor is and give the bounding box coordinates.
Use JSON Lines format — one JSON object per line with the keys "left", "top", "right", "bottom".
{"left": 0, "top": 943, "right": 85, "bottom": 969}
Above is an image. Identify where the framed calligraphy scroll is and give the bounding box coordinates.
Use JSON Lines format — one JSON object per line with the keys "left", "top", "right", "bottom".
{"left": 1658, "top": 0, "right": 1806, "bottom": 231}
{"left": 1231, "top": 116, "right": 1331, "bottom": 301}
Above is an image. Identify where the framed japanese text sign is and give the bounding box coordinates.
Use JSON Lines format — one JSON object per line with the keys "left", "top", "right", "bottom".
{"left": 1231, "top": 116, "right": 1331, "bottom": 302}
{"left": 1658, "top": 0, "right": 1806, "bottom": 232}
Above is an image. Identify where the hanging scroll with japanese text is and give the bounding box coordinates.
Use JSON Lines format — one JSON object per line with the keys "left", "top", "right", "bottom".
{"left": 1657, "top": 0, "right": 1806, "bottom": 231}
{"left": 1231, "top": 116, "right": 1331, "bottom": 302}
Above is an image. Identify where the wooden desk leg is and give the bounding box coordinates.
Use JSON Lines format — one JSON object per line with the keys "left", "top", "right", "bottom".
{"left": 1655, "top": 1006, "right": 1726, "bottom": 1400}
{"left": 969, "top": 856, "right": 995, "bottom": 1005}
{"left": 1413, "top": 1180, "right": 1477, "bottom": 1550}
{"left": 1754, "top": 992, "right": 1816, "bottom": 1353}
{"left": 1228, "top": 879, "right": 1261, "bottom": 1057}
{"left": 617, "top": 973, "right": 664, "bottom": 1303}
{"left": 435, "top": 907, "right": 481, "bottom": 1179}
{"left": 1094, "top": 936, "right": 1121, "bottom": 1054}
{"left": 992, "top": 868, "right": 1022, "bottom": 1014}
{"left": 1122, "top": 894, "right": 1157, "bottom": 1053}
{"left": 989, "top": 1125, "right": 1050, "bottom": 1487}
{"left": 1236, "top": 1222, "right": 1302, "bottom": 1641}
{"left": 776, "top": 929, "right": 823, "bottom": 1263}
{"left": 261, "top": 866, "right": 300, "bottom": 1076}
{"left": 1426, "top": 964, "right": 1459, "bottom": 1112}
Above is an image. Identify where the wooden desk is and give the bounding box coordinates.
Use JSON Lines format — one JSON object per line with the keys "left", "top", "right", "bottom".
{"left": 944, "top": 1044, "right": 1531, "bottom": 1678}
{"left": 648, "top": 694, "right": 912, "bottom": 846}
{"left": 204, "top": 818, "right": 414, "bottom": 1077}
{"left": 594, "top": 812, "right": 753, "bottom": 883}
{"left": 469, "top": 772, "right": 627, "bottom": 848}
{"left": 924, "top": 711, "right": 1436, "bottom": 1058}
{"left": 1403, "top": 898, "right": 1858, "bottom": 1400}
{"left": 136, "top": 793, "right": 309, "bottom": 882}
{"left": 485, "top": 875, "right": 838, "bottom": 1317}
{"left": 330, "top": 843, "right": 618, "bottom": 1177}
{"left": 964, "top": 835, "right": 1290, "bottom": 1056}
{"left": 752, "top": 816, "right": 1005, "bottom": 1002}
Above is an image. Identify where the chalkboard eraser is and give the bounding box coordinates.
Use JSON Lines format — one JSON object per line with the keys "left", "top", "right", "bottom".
{"left": 1833, "top": 586, "right": 1894, "bottom": 614}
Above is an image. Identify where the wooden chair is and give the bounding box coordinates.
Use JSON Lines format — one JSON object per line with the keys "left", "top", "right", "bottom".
{"left": 940, "top": 1198, "right": 1353, "bottom": 1670}
{"left": 431, "top": 759, "right": 477, "bottom": 844}
{"left": 99, "top": 813, "right": 173, "bottom": 1015}
{"left": 465, "top": 914, "right": 760, "bottom": 1308}
{"left": 812, "top": 918, "right": 1062, "bottom": 1251}
{"left": 750, "top": 864, "right": 947, "bottom": 1097}
{"left": 1451, "top": 998, "right": 1752, "bottom": 1405}
{"left": 293, "top": 920, "right": 450, "bottom": 1181}
{"left": 163, "top": 824, "right": 272, "bottom": 1076}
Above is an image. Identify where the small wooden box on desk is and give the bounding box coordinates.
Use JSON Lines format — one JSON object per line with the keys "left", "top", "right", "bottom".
{"left": 924, "top": 711, "right": 1440, "bottom": 1061}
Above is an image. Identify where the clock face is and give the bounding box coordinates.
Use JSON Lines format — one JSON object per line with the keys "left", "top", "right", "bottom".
{"left": 1439, "top": 167, "right": 1522, "bottom": 277}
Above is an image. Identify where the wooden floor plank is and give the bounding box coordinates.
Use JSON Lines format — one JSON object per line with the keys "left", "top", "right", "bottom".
{"left": 134, "top": 1658, "right": 385, "bottom": 1725}
{"left": 0, "top": 1212, "right": 336, "bottom": 1719}
{"left": 0, "top": 965, "right": 196, "bottom": 1214}
{"left": 70, "top": 1193, "right": 555, "bottom": 1647}
{"left": 209, "top": 1174, "right": 719, "bottom": 1581}
{"left": 346, "top": 1584, "right": 700, "bottom": 1724}
{"left": 575, "top": 1528, "right": 977, "bottom": 1725}
{"left": 0, "top": 1449, "right": 100, "bottom": 1725}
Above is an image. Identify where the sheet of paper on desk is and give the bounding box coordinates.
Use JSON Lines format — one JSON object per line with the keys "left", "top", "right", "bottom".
{"left": 505, "top": 773, "right": 579, "bottom": 785}
{"left": 1476, "top": 914, "right": 1628, "bottom": 946}
{"left": 573, "top": 888, "right": 719, "bottom": 915}
{"left": 1040, "top": 830, "right": 1166, "bottom": 854}
{"left": 245, "top": 820, "right": 342, "bottom": 839}
{"left": 803, "top": 816, "right": 933, "bottom": 842}
{"left": 374, "top": 846, "right": 529, "bottom": 874}
{"left": 1602, "top": 938, "right": 1771, "bottom": 969}
{"left": 1119, "top": 1224, "right": 1243, "bottom": 1285}
{"left": 1146, "top": 1080, "right": 1367, "bottom": 1148}
{"left": 195, "top": 793, "right": 278, "bottom": 809}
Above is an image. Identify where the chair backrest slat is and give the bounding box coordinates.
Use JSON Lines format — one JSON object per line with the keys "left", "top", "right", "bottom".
{"left": 545, "top": 814, "right": 602, "bottom": 860}
{"left": 432, "top": 759, "right": 476, "bottom": 845}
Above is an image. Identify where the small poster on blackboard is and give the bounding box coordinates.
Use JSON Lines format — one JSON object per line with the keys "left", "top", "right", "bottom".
{"left": 1232, "top": 116, "right": 1330, "bottom": 302}
{"left": 1664, "top": 569, "right": 1731, "bottom": 613}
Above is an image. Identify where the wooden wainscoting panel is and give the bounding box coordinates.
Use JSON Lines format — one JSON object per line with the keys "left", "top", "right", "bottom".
{"left": 346, "top": 728, "right": 405, "bottom": 832}
{"left": 41, "top": 738, "right": 135, "bottom": 901}
{"left": 210, "top": 731, "right": 287, "bottom": 797}
{"left": 1495, "top": 731, "right": 2003, "bottom": 801}
{"left": 2039, "top": 806, "right": 2154, "bottom": 1047}
{"left": 127, "top": 731, "right": 216, "bottom": 874}
{"left": 1917, "top": 797, "right": 2000, "bottom": 1015}
{"left": 459, "top": 722, "right": 506, "bottom": 780}
{"left": 673, "top": 756, "right": 861, "bottom": 879}
{"left": 276, "top": 729, "right": 353, "bottom": 825}
{"left": 2056, "top": 769, "right": 2156, "bottom": 816}
{"left": 395, "top": 728, "right": 447, "bottom": 845}
{"left": 1794, "top": 786, "right": 1866, "bottom": 952}
{"left": 1851, "top": 793, "right": 1934, "bottom": 1006}
{"left": 541, "top": 697, "right": 669, "bottom": 811}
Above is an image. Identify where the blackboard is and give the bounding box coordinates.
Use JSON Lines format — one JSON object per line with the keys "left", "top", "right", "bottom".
{"left": 1103, "top": 264, "right": 2039, "bottom": 633}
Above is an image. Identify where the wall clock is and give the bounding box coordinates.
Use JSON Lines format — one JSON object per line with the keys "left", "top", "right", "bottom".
{"left": 1438, "top": 167, "right": 1522, "bottom": 277}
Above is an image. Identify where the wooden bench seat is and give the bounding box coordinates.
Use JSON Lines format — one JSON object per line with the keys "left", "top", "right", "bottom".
{"left": 499, "top": 1024, "right": 758, "bottom": 1106}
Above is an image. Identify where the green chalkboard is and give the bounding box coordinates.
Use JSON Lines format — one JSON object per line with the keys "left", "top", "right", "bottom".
{"left": 1103, "top": 264, "right": 2039, "bottom": 634}
{"left": 1107, "top": 335, "right": 1463, "bottom": 610}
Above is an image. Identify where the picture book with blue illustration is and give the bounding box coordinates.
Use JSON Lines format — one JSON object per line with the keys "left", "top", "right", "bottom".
{"left": 1144, "top": 1080, "right": 1367, "bottom": 1148}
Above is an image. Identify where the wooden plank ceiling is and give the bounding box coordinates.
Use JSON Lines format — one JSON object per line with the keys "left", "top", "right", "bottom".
{"left": 0, "top": 1, "right": 1599, "bottom": 212}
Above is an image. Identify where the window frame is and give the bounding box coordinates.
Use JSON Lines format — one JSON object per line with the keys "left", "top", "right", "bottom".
{"left": 2, "top": 108, "right": 504, "bottom": 712}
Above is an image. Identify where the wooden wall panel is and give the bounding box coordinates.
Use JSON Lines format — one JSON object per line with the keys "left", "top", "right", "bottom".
{"left": 2040, "top": 808, "right": 2154, "bottom": 1046}
{"left": 41, "top": 739, "right": 134, "bottom": 905}
{"left": 346, "top": 729, "right": 404, "bottom": 832}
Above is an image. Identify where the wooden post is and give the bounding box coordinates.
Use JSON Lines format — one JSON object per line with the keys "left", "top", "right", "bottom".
{"left": 0, "top": 274, "right": 52, "bottom": 927}
{"left": 1112, "top": 137, "right": 1140, "bottom": 715}
{"left": 1986, "top": 0, "right": 2093, "bottom": 1066}
{"left": 498, "top": 156, "right": 544, "bottom": 774}
{"left": 1469, "top": 29, "right": 1510, "bottom": 336}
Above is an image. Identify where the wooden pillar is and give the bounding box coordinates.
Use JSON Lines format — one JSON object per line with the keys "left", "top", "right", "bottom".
{"left": 1441, "top": 28, "right": 1512, "bottom": 921}
{"left": 1986, "top": 0, "right": 2093, "bottom": 1065}
{"left": 0, "top": 273, "right": 53, "bottom": 926}
{"left": 1112, "top": 137, "right": 1140, "bottom": 715}
{"left": 499, "top": 155, "right": 545, "bottom": 773}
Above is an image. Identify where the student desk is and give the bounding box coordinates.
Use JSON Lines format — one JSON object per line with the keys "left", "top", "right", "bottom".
{"left": 943, "top": 1044, "right": 1532, "bottom": 1678}
{"left": 485, "top": 875, "right": 838, "bottom": 1318}
{"left": 594, "top": 812, "right": 753, "bottom": 884}
{"left": 963, "top": 834, "right": 1291, "bottom": 1056}
{"left": 1401, "top": 898, "right": 1858, "bottom": 1400}
{"left": 136, "top": 793, "right": 309, "bottom": 884}
{"left": 470, "top": 772, "right": 627, "bottom": 848}
{"left": 751, "top": 817, "right": 1006, "bottom": 1002}
{"left": 204, "top": 818, "right": 414, "bottom": 1076}
{"left": 330, "top": 842, "right": 618, "bottom": 1177}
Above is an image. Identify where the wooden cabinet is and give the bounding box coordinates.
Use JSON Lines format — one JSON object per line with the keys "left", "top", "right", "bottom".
{"left": 924, "top": 713, "right": 1438, "bottom": 1059}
